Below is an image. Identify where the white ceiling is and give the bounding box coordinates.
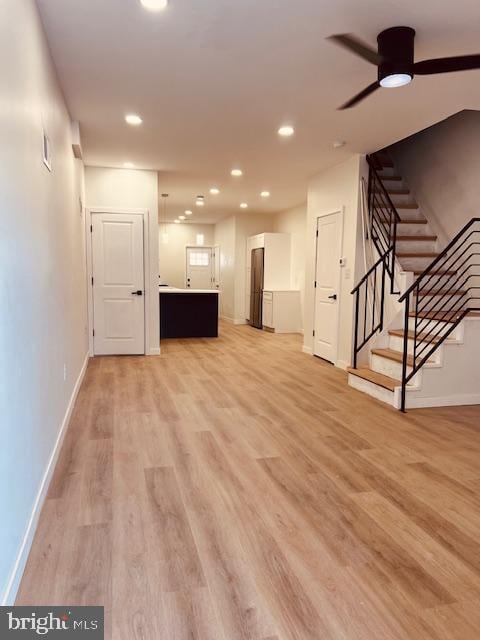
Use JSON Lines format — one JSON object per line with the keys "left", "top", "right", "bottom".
{"left": 37, "top": 0, "right": 480, "bottom": 223}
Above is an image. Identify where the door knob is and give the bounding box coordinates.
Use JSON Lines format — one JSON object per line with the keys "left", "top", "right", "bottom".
{"left": 131, "top": 290, "right": 143, "bottom": 296}
{"left": 328, "top": 294, "right": 337, "bottom": 300}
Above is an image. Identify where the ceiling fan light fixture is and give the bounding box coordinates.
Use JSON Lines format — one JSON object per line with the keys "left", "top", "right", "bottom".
{"left": 140, "top": 0, "right": 168, "bottom": 11}
{"left": 380, "top": 73, "right": 412, "bottom": 88}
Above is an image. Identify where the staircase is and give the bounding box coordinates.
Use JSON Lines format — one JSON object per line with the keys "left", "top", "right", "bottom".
{"left": 348, "top": 153, "right": 480, "bottom": 410}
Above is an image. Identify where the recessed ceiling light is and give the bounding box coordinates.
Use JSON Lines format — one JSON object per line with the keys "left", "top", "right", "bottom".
{"left": 333, "top": 141, "right": 345, "bottom": 149}
{"left": 278, "top": 125, "right": 294, "bottom": 137}
{"left": 123, "top": 162, "right": 135, "bottom": 168}
{"left": 240, "top": 203, "right": 248, "bottom": 209}
{"left": 260, "top": 191, "right": 270, "bottom": 198}
{"left": 140, "top": 0, "right": 168, "bottom": 11}
{"left": 231, "top": 168, "right": 243, "bottom": 177}
{"left": 179, "top": 215, "right": 186, "bottom": 220}
{"left": 210, "top": 187, "right": 220, "bottom": 195}
{"left": 174, "top": 219, "right": 181, "bottom": 224}
{"left": 125, "top": 114, "right": 143, "bottom": 126}
{"left": 185, "top": 210, "right": 193, "bottom": 215}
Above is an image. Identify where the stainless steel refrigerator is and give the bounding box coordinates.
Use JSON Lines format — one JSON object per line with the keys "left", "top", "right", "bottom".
{"left": 249, "top": 248, "right": 264, "bottom": 329}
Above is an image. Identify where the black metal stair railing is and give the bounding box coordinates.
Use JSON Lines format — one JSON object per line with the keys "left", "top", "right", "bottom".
{"left": 367, "top": 155, "right": 401, "bottom": 290}
{"left": 398, "top": 217, "right": 480, "bottom": 411}
{"left": 351, "top": 156, "right": 400, "bottom": 369}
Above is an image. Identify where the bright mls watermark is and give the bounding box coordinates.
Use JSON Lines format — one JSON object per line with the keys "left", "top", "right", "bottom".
{"left": 0, "top": 607, "right": 103, "bottom": 638}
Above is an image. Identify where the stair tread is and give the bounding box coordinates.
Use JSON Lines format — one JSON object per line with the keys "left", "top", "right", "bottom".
{"left": 396, "top": 235, "right": 437, "bottom": 241}
{"left": 397, "top": 252, "right": 439, "bottom": 258}
{"left": 371, "top": 348, "right": 415, "bottom": 366}
{"left": 388, "top": 329, "right": 443, "bottom": 344}
{"left": 413, "top": 269, "right": 456, "bottom": 276}
{"left": 398, "top": 220, "right": 428, "bottom": 225}
{"left": 409, "top": 310, "right": 463, "bottom": 322}
{"left": 374, "top": 188, "right": 410, "bottom": 195}
{"left": 347, "top": 366, "right": 400, "bottom": 392}
{"left": 414, "top": 289, "right": 465, "bottom": 297}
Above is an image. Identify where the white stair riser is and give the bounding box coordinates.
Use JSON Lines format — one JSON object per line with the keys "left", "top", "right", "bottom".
{"left": 382, "top": 177, "right": 405, "bottom": 188}
{"left": 412, "top": 274, "right": 457, "bottom": 289}
{"left": 388, "top": 334, "right": 444, "bottom": 360}
{"left": 378, "top": 168, "right": 397, "bottom": 178}
{"left": 396, "top": 223, "right": 434, "bottom": 237}
{"left": 391, "top": 196, "right": 418, "bottom": 207}
{"left": 397, "top": 239, "right": 437, "bottom": 253}
{"left": 408, "top": 316, "right": 456, "bottom": 336}
{"left": 397, "top": 208, "right": 423, "bottom": 219}
{"left": 348, "top": 373, "right": 396, "bottom": 406}
{"left": 370, "top": 354, "right": 421, "bottom": 385}
{"left": 414, "top": 297, "right": 463, "bottom": 315}
{"left": 375, "top": 192, "right": 413, "bottom": 205}
{"left": 399, "top": 256, "right": 438, "bottom": 271}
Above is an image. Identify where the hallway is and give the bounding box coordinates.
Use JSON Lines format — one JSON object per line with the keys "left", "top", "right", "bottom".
{"left": 17, "top": 323, "right": 480, "bottom": 640}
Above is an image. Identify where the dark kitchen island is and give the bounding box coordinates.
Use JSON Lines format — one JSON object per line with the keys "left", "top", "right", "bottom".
{"left": 159, "top": 287, "right": 219, "bottom": 339}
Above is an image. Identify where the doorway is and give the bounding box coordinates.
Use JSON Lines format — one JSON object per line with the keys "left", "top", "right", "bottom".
{"left": 90, "top": 211, "right": 146, "bottom": 355}
{"left": 185, "top": 246, "right": 218, "bottom": 290}
{"left": 313, "top": 211, "right": 343, "bottom": 363}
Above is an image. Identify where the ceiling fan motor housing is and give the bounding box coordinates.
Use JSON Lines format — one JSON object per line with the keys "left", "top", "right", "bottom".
{"left": 377, "top": 26, "right": 416, "bottom": 83}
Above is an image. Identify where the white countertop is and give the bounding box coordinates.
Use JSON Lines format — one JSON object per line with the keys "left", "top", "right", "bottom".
{"left": 159, "top": 286, "right": 220, "bottom": 294}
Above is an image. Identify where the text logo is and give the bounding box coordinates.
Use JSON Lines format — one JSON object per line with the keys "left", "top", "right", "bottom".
{"left": 0, "top": 607, "right": 104, "bottom": 638}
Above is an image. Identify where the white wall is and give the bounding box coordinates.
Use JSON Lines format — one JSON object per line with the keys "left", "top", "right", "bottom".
{"left": 213, "top": 214, "right": 274, "bottom": 323}
{"left": 388, "top": 110, "right": 480, "bottom": 247}
{"left": 272, "top": 203, "right": 307, "bottom": 331}
{"left": 304, "top": 156, "right": 366, "bottom": 367}
{"left": 0, "top": 0, "right": 88, "bottom": 603}
{"left": 159, "top": 223, "right": 215, "bottom": 288}
{"left": 214, "top": 216, "right": 236, "bottom": 321}
{"left": 85, "top": 167, "right": 160, "bottom": 354}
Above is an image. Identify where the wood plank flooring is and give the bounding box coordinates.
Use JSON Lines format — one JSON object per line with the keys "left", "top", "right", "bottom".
{"left": 17, "top": 322, "right": 480, "bottom": 639}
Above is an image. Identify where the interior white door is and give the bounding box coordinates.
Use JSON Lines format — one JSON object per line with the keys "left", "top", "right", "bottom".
{"left": 313, "top": 212, "right": 342, "bottom": 363}
{"left": 186, "top": 247, "right": 214, "bottom": 289}
{"left": 92, "top": 213, "right": 145, "bottom": 355}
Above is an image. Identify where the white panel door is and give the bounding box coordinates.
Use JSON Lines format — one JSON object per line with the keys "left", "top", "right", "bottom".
{"left": 186, "top": 247, "right": 214, "bottom": 289}
{"left": 92, "top": 213, "right": 145, "bottom": 355}
{"left": 313, "top": 212, "right": 342, "bottom": 363}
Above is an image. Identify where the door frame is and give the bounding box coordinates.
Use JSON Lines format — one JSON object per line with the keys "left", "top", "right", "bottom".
{"left": 312, "top": 208, "right": 344, "bottom": 365}
{"left": 86, "top": 208, "right": 151, "bottom": 357}
{"left": 184, "top": 245, "right": 218, "bottom": 289}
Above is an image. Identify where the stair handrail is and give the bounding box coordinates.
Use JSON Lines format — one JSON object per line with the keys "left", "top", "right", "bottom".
{"left": 351, "top": 155, "right": 401, "bottom": 369}
{"left": 398, "top": 217, "right": 480, "bottom": 411}
{"left": 351, "top": 248, "right": 392, "bottom": 368}
{"left": 366, "top": 154, "right": 401, "bottom": 285}
{"left": 398, "top": 217, "right": 480, "bottom": 301}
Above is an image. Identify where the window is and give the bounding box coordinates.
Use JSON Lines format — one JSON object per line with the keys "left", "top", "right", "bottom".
{"left": 189, "top": 251, "right": 210, "bottom": 267}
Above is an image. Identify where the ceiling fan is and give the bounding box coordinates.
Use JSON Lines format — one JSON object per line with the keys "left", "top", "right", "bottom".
{"left": 328, "top": 26, "right": 480, "bottom": 109}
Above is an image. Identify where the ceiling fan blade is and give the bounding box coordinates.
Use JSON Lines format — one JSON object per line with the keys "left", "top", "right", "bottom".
{"left": 339, "top": 81, "right": 380, "bottom": 110}
{"left": 414, "top": 54, "right": 480, "bottom": 75}
{"left": 327, "top": 34, "right": 382, "bottom": 66}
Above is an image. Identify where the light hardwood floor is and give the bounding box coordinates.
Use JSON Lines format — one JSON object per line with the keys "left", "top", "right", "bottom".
{"left": 17, "top": 323, "right": 480, "bottom": 639}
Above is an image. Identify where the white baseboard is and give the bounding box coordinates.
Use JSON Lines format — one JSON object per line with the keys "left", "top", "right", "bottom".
{"left": 219, "top": 315, "right": 235, "bottom": 324}
{"left": 336, "top": 360, "right": 349, "bottom": 371}
{"left": 302, "top": 345, "right": 313, "bottom": 355}
{"left": 406, "top": 392, "right": 480, "bottom": 409}
{"left": 1, "top": 353, "right": 90, "bottom": 606}
{"left": 233, "top": 319, "right": 247, "bottom": 325}
{"left": 149, "top": 347, "right": 161, "bottom": 355}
